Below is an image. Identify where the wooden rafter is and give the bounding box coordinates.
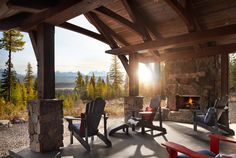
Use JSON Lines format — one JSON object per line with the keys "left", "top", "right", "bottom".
{"left": 19, "top": 0, "right": 113, "bottom": 30}
{"left": 85, "top": 12, "right": 130, "bottom": 76}
{"left": 58, "top": 22, "right": 108, "bottom": 44}
{"left": 87, "top": 13, "right": 129, "bottom": 46}
{"left": 122, "top": 0, "right": 160, "bottom": 57}
{"left": 28, "top": 30, "right": 39, "bottom": 61}
{"left": 95, "top": 6, "right": 142, "bottom": 37}
{"left": 106, "top": 24, "right": 236, "bottom": 55}
{"left": 164, "top": 0, "right": 194, "bottom": 31}
{"left": 0, "top": 13, "right": 31, "bottom": 31}
{"left": 7, "top": 0, "right": 56, "bottom": 13}
{"left": 138, "top": 43, "right": 236, "bottom": 63}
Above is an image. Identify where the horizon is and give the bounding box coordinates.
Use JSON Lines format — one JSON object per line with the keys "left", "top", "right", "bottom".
{"left": 0, "top": 15, "right": 124, "bottom": 75}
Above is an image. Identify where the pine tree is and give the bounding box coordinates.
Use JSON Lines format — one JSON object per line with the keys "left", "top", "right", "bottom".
{"left": 109, "top": 55, "right": 124, "bottom": 97}
{"left": 75, "top": 71, "right": 84, "bottom": 93}
{"left": 24, "top": 63, "right": 35, "bottom": 100}
{"left": 75, "top": 71, "right": 87, "bottom": 100}
{"left": 0, "top": 30, "right": 25, "bottom": 102}
{"left": 230, "top": 53, "right": 236, "bottom": 91}
{"left": 96, "top": 77, "right": 103, "bottom": 97}
{"left": 1, "top": 62, "right": 17, "bottom": 101}
{"left": 124, "top": 74, "right": 129, "bottom": 96}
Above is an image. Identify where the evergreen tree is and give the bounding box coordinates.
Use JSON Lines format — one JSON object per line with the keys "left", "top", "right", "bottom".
{"left": 89, "top": 73, "right": 96, "bottom": 99}
{"left": 124, "top": 74, "right": 129, "bottom": 96}
{"left": 75, "top": 71, "right": 87, "bottom": 100}
{"left": 0, "top": 30, "right": 25, "bottom": 102}
{"left": 1, "top": 62, "right": 17, "bottom": 101}
{"left": 87, "top": 83, "right": 95, "bottom": 100}
{"left": 75, "top": 71, "right": 84, "bottom": 93}
{"left": 230, "top": 53, "right": 236, "bottom": 91}
{"left": 24, "top": 63, "right": 35, "bottom": 100}
{"left": 96, "top": 77, "right": 103, "bottom": 97}
{"left": 109, "top": 55, "right": 124, "bottom": 97}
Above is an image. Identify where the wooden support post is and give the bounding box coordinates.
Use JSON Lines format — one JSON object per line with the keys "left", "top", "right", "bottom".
{"left": 220, "top": 53, "right": 229, "bottom": 127}
{"left": 153, "top": 63, "right": 161, "bottom": 96}
{"left": 129, "top": 54, "right": 139, "bottom": 96}
{"left": 36, "top": 23, "right": 55, "bottom": 99}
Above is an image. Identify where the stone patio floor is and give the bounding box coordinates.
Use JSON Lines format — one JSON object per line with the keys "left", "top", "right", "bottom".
{"left": 10, "top": 119, "right": 236, "bottom": 158}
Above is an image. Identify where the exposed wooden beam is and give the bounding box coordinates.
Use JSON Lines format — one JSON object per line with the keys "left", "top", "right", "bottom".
{"left": 28, "top": 30, "right": 39, "bottom": 61}
{"left": 95, "top": 6, "right": 142, "bottom": 37}
{"left": 164, "top": 0, "right": 194, "bottom": 31}
{"left": 20, "top": 0, "right": 113, "bottom": 31}
{"left": 0, "top": 13, "right": 31, "bottom": 31}
{"left": 7, "top": 0, "right": 56, "bottom": 13}
{"left": 122, "top": 0, "right": 160, "bottom": 58}
{"left": 58, "top": 22, "right": 108, "bottom": 44}
{"left": 85, "top": 12, "right": 117, "bottom": 48}
{"left": 85, "top": 12, "right": 131, "bottom": 76}
{"left": 106, "top": 24, "right": 236, "bottom": 55}
{"left": 122, "top": 0, "right": 151, "bottom": 41}
{"left": 138, "top": 43, "right": 236, "bottom": 62}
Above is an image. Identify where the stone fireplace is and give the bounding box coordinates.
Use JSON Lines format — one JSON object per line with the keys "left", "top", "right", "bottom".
{"left": 164, "top": 56, "right": 221, "bottom": 111}
{"left": 163, "top": 56, "right": 221, "bottom": 123}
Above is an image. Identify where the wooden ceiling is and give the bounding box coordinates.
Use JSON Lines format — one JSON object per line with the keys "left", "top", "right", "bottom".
{"left": 0, "top": 0, "right": 236, "bottom": 63}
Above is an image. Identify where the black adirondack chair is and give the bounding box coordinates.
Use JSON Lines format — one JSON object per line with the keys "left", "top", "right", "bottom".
{"left": 65, "top": 97, "right": 112, "bottom": 151}
{"left": 109, "top": 96, "right": 166, "bottom": 137}
{"left": 193, "top": 96, "right": 235, "bottom": 135}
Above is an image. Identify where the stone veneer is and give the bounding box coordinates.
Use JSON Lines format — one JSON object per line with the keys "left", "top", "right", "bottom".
{"left": 124, "top": 96, "right": 143, "bottom": 122}
{"left": 164, "top": 56, "right": 221, "bottom": 111}
{"left": 28, "top": 99, "right": 63, "bottom": 152}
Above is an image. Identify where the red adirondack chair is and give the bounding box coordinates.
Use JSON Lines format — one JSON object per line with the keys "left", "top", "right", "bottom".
{"left": 162, "top": 134, "right": 236, "bottom": 158}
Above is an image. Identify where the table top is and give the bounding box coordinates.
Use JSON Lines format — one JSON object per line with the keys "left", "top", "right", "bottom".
{"left": 139, "top": 111, "right": 155, "bottom": 115}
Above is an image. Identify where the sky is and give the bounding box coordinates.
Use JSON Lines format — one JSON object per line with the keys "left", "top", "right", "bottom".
{"left": 0, "top": 15, "right": 113, "bottom": 75}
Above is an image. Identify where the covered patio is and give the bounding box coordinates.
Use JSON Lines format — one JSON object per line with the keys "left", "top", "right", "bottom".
{"left": 9, "top": 120, "right": 236, "bottom": 158}
{"left": 1, "top": 0, "right": 236, "bottom": 157}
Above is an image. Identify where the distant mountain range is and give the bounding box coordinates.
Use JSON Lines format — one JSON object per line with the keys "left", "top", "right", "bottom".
{"left": 0, "top": 69, "right": 108, "bottom": 89}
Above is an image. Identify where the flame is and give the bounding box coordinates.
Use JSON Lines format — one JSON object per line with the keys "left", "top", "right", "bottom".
{"left": 187, "top": 97, "right": 193, "bottom": 105}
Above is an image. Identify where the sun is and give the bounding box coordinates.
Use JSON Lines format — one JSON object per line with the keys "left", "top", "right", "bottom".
{"left": 138, "top": 63, "right": 153, "bottom": 84}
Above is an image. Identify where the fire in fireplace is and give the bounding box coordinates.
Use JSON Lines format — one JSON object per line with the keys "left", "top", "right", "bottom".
{"left": 176, "top": 95, "right": 200, "bottom": 110}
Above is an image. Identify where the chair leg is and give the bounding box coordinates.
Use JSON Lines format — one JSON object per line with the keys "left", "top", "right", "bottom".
{"left": 97, "top": 132, "right": 112, "bottom": 147}
{"left": 70, "top": 131, "right": 73, "bottom": 144}
{"left": 73, "top": 132, "right": 91, "bottom": 151}
{"left": 194, "top": 122, "right": 197, "bottom": 131}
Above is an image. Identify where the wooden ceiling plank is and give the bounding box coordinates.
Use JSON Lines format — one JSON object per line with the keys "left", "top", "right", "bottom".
{"left": 20, "top": 0, "right": 113, "bottom": 31}
{"left": 95, "top": 6, "right": 142, "bottom": 37}
{"left": 164, "top": 0, "right": 194, "bottom": 31}
{"left": 7, "top": 0, "right": 56, "bottom": 13}
{"left": 58, "top": 22, "right": 108, "bottom": 44}
{"left": 106, "top": 24, "right": 236, "bottom": 55}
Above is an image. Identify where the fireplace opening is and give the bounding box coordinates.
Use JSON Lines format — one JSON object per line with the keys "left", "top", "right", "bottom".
{"left": 176, "top": 95, "right": 200, "bottom": 110}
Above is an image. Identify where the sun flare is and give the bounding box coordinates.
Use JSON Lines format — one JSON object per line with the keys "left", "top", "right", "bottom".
{"left": 138, "top": 63, "right": 153, "bottom": 84}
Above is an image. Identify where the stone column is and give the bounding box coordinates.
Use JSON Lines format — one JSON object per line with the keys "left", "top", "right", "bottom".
{"left": 124, "top": 96, "right": 143, "bottom": 122}
{"left": 28, "top": 99, "right": 63, "bottom": 152}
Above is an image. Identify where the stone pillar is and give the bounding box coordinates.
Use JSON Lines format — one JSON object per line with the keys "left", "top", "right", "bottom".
{"left": 124, "top": 96, "right": 143, "bottom": 122}
{"left": 28, "top": 99, "right": 63, "bottom": 152}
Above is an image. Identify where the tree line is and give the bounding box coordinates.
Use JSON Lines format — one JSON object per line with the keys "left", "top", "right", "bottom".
{"left": 75, "top": 55, "right": 128, "bottom": 101}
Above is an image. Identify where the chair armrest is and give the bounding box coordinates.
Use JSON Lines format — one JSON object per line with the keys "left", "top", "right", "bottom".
{"left": 209, "top": 134, "right": 236, "bottom": 154}
{"left": 64, "top": 116, "right": 81, "bottom": 121}
{"left": 162, "top": 142, "right": 212, "bottom": 158}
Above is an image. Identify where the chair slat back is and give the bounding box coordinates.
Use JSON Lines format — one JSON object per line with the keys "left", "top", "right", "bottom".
{"left": 85, "top": 97, "right": 106, "bottom": 135}
{"left": 149, "top": 96, "right": 161, "bottom": 109}
{"left": 216, "top": 96, "right": 228, "bottom": 108}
